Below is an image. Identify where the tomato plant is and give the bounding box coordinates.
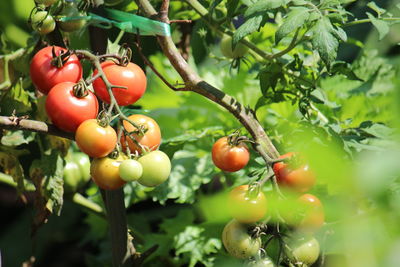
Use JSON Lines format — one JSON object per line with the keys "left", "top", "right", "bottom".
{"left": 222, "top": 219, "right": 261, "bottom": 259}
{"left": 90, "top": 154, "right": 127, "bottom": 190}
{"left": 212, "top": 136, "right": 249, "bottom": 172}
{"left": 220, "top": 35, "right": 249, "bottom": 59}
{"left": 228, "top": 184, "right": 267, "bottom": 223}
{"left": 285, "top": 236, "right": 320, "bottom": 266}
{"left": 273, "top": 153, "right": 316, "bottom": 193}
{"left": 75, "top": 119, "right": 117, "bottom": 158}
{"left": 137, "top": 151, "right": 171, "bottom": 187}
{"left": 45, "top": 82, "right": 98, "bottom": 132}
{"left": 92, "top": 61, "right": 147, "bottom": 106}
{"left": 121, "top": 114, "right": 161, "bottom": 153}
{"left": 56, "top": 1, "right": 86, "bottom": 32}
{"left": 30, "top": 46, "right": 83, "bottom": 94}
{"left": 30, "top": 11, "right": 55, "bottom": 35}
{"left": 119, "top": 159, "right": 143, "bottom": 182}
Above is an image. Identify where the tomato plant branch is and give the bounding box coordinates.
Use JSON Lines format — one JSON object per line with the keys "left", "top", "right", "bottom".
{"left": 0, "top": 115, "right": 74, "bottom": 140}
{"left": 135, "top": 0, "right": 280, "bottom": 162}
{"left": 345, "top": 17, "right": 400, "bottom": 27}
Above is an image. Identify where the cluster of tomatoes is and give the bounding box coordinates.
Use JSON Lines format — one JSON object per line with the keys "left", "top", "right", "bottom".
{"left": 30, "top": 45, "right": 171, "bottom": 191}
{"left": 211, "top": 134, "right": 323, "bottom": 266}
{"left": 30, "top": 0, "right": 87, "bottom": 35}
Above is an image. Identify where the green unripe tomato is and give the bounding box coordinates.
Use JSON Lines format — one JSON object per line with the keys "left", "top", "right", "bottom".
{"left": 71, "top": 152, "right": 91, "bottom": 183}
{"left": 247, "top": 258, "right": 275, "bottom": 267}
{"left": 63, "top": 160, "right": 81, "bottom": 192}
{"left": 57, "top": 1, "right": 86, "bottom": 32}
{"left": 104, "top": 0, "right": 124, "bottom": 6}
{"left": 220, "top": 35, "right": 249, "bottom": 59}
{"left": 35, "top": 0, "right": 58, "bottom": 7}
{"left": 222, "top": 219, "right": 261, "bottom": 259}
{"left": 31, "top": 11, "right": 56, "bottom": 35}
{"left": 285, "top": 236, "right": 320, "bottom": 266}
{"left": 119, "top": 159, "right": 143, "bottom": 182}
{"left": 137, "top": 151, "right": 171, "bottom": 187}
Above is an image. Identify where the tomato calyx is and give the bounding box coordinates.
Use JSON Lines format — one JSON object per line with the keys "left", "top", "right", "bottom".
{"left": 51, "top": 46, "right": 72, "bottom": 68}
{"left": 227, "top": 130, "right": 252, "bottom": 147}
{"left": 117, "top": 44, "right": 132, "bottom": 67}
{"left": 72, "top": 80, "right": 89, "bottom": 98}
{"left": 95, "top": 110, "right": 110, "bottom": 127}
{"left": 108, "top": 149, "right": 120, "bottom": 160}
{"left": 246, "top": 182, "right": 262, "bottom": 200}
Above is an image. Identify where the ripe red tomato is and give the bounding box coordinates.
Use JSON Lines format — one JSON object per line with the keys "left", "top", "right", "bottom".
{"left": 90, "top": 154, "right": 127, "bottom": 190}
{"left": 75, "top": 119, "right": 117, "bottom": 158}
{"left": 92, "top": 61, "right": 147, "bottom": 106}
{"left": 121, "top": 114, "right": 161, "bottom": 153}
{"left": 30, "top": 46, "right": 82, "bottom": 94}
{"left": 212, "top": 137, "right": 249, "bottom": 172}
{"left": 273, "top": 152, "right": 315, "bottom": 192}
{"left": 228, "top": 184, "right": 267, "bottom": 223}
{"left": 297, "top": 194, "right": 324, "bottom": 230}
{"left": 45, "top": 82, "right": 99, "bottom": 132}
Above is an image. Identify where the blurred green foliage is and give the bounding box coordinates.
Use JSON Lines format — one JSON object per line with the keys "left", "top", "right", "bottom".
{"left": 1, "top": 0, "right": 400, "bottom": 267}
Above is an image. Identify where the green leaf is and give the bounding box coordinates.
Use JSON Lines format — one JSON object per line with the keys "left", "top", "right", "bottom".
{"left": 174, "top": 226, "right": 221, "bottom": 267}
{"left": 259, "top": 63, "right": 283, "bottom": 96}
{"left": 366, "top": 12, "right": 390, "bottom": 40}
{"left": 275, "top": 7, "right": 310, "bottom": 44}
{"left": 1, "top": 130, "right": 36, "bottom": 146}
{"left": 0, "top": 78, "right": 32, "bottom": 115}
{"left": 232, "top": 15, "right": 263, "bottom": 46}
{"left": 227, "top": 0, "right": 240, "bottom": 18}
{"left": 332, "top": 26, "right": 347, "bottom": 42}
{"left": 31, "top": 150, "right": 64, "bottom": 215}
{"left": 311, "top": 17, "right": 339, "bottom": 67}
{"left": 244, "top": 0, "right": 286, "bottom": 18}
{"left": 161, "top": 127, "right": 222, "bottom": 158}
{"left": 367, "top": 1, "right": 386, "bottom": 16}
{"left": 331, "top": 61, "right": 363, "bottom": 81}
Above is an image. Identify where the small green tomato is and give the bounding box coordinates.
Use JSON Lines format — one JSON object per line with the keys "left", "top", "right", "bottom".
{"left": 119, "top": 159, "right": 143, "bottom": 182}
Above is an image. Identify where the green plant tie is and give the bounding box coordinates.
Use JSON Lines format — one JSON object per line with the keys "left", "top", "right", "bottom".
{"left": 58, "top": 8, "right": 171, "bottom": 36}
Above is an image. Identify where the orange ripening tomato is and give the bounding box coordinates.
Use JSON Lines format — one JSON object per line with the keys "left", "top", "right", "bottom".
{"left": 212, "top": 137, "right": 249, "bottom": 172}
{"left": 228, "top": 184, "right": 267, "bottom": 223}
{"left": 296, "top": 193, "right": 325, "bottom": 230}
{"left": 121, "top": 114, "right": 161, "bottom": 154}
{"left": 273, "top": 152, "right": 316, "bottom": 193}
{"left": 90, "top": 154, "right": 127, "bottom": 190}
{"left": 75, "top": 119, "right": 117, "bottom": 158}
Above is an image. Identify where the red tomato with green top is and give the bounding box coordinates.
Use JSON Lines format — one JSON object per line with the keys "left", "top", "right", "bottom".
{"left": 92, "top": 61, "right": 147, "bottom": 106}
{"left": 45, "top": 82, "right": 98, "bottom": 132}
{"left": 30, "top": 46, "right": 82, "bottom": 94}
{"left": 212, "top": 137, "right": 249, "bottom": 172}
